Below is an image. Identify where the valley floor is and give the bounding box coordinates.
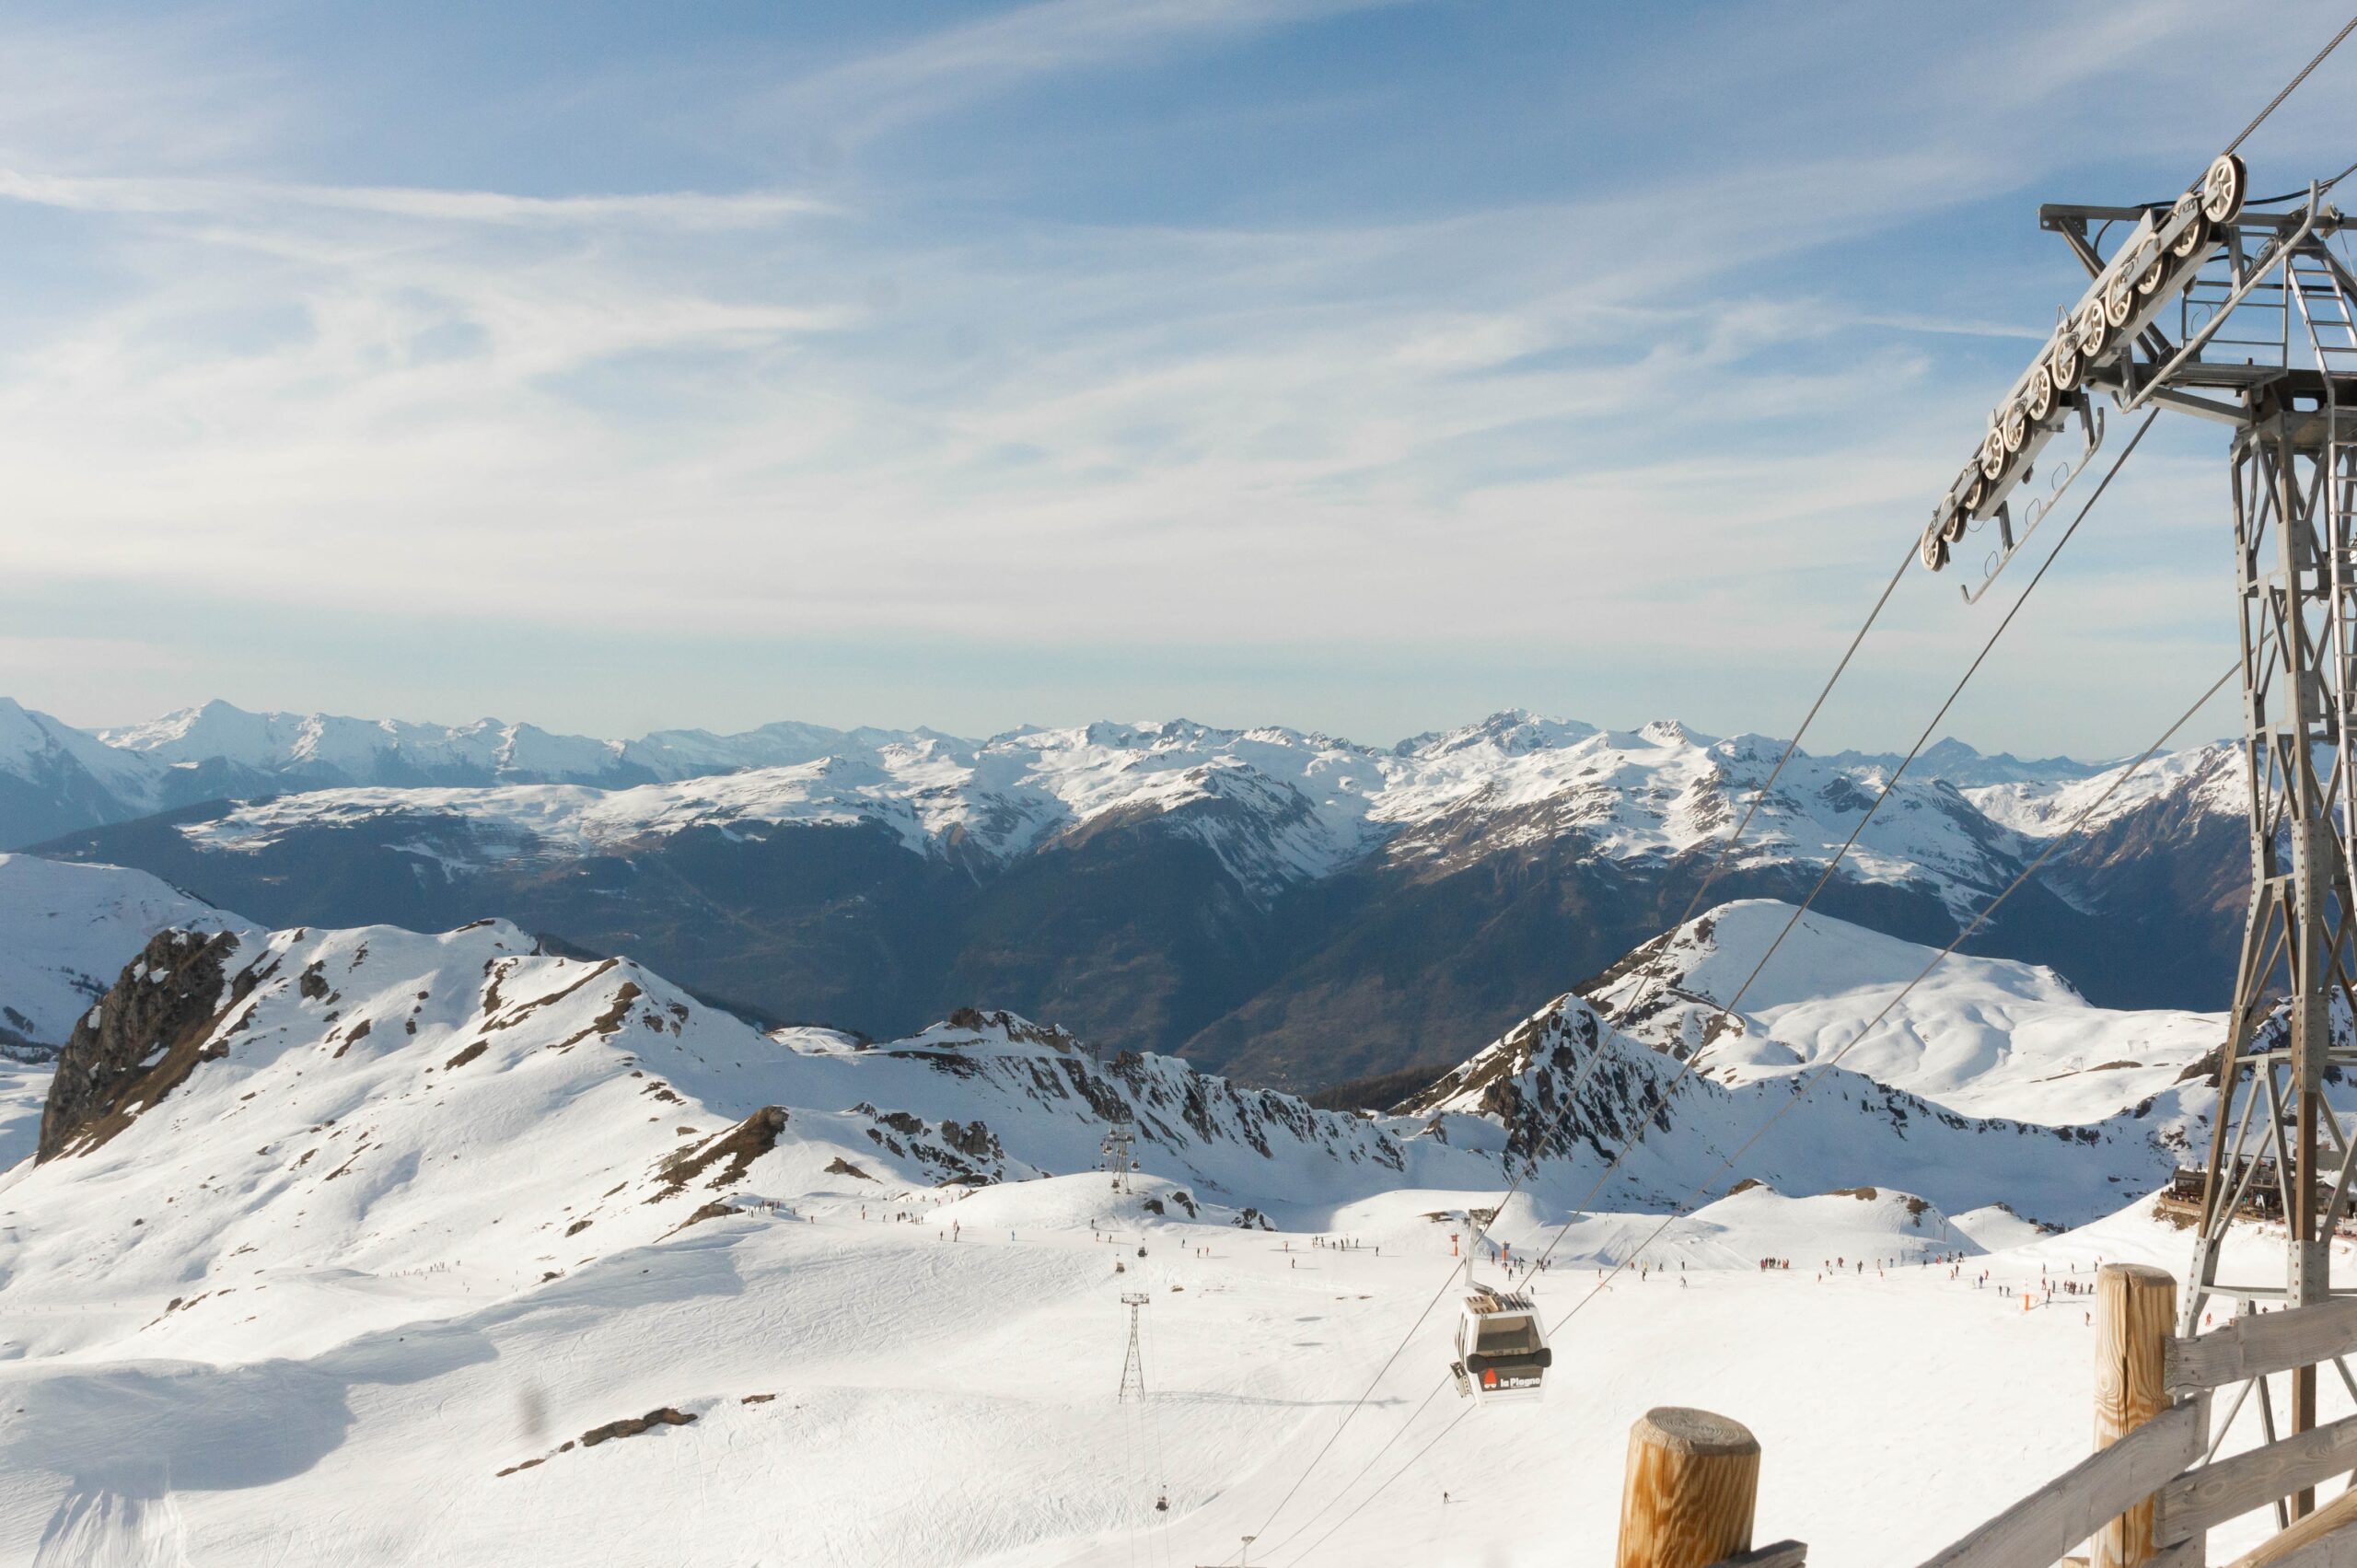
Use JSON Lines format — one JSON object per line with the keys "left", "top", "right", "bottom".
{"left": 0, "top": 1173, "right": 2336, "bottom": 1567}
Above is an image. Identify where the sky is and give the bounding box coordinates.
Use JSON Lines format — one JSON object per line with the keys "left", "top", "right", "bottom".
{"left": 0, "top": 2, "right": 2350, "bottom": 757}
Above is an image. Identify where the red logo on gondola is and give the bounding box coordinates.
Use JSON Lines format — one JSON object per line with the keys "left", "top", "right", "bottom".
{"left": 1482, "top": 1369, "right": 1497, "bottom": 1388}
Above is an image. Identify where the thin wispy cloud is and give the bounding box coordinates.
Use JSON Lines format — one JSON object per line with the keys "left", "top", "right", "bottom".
{"left": 769, "top": 0, "right": 1413, "bottom": 145}
{"left": 0, "top": 169, "right": 827, "bottom": 226}
{"left": 0, "top": 1, "right": 2346, "bottom": 753}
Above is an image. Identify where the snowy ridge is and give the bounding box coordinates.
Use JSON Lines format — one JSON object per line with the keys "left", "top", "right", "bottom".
{"left": 1967, "top": 740, "right": 2242, "bottom": 838}
{"left": 96, "top": 699, "right": 936, "bottom": 786}
{"left": 0, "top": 700, "right": 152, "bottom": 798}
{"left": 0, "top": 919, "right": 1453, "bottom": 1365}
{"left": 1824, "top": 736, "right": 2107, "bottom": 789}
{"left": 1371, "top": 720, "right": 2015, "bottom": 912}
{"left": 1398, "top": 987, "right": 2200, "bottom": 1222}
{"left": 0, "top": 698, "right": 163, "bottom": 846}
{"left": 101, "top": 700, "right": 634, "bottom": 785}
{"left": 1587, "top": 899, "right": 2221, "bottom": 1125}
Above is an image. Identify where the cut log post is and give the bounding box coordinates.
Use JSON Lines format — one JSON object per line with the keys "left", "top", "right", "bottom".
{"left": 1617, "top": 1406, "right": 1761, "bottom": 1568}
{"left": 2094, "top": 1263, "right": 2178, "bottom": 1568}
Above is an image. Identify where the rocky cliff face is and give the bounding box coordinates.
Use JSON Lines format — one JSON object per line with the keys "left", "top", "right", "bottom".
{"left": 37, "top": 927, "right": 246, "bottom": 1162}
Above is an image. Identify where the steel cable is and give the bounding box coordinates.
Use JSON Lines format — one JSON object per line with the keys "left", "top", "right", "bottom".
{"left": 2223, "top": 12, "right": 2357, "bottom": 158}
{"left": 1276, "top": 659, "right": 2236, "bottom": 1566}
{"left": 1218, "top": 542, "right": 1916, "bottom": 1562}
{"left": 1196, "top": 29, "right": 2355, "bottom": 1540}
{"left": 1250, "top": 408, "right": 2158, "bottom": 1562}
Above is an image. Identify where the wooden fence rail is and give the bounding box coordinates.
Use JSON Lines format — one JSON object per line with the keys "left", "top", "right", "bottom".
{"left": 1915, "top": 1401, "right": 2204, "bottom": 1568}
{"left": 1910, "top": 1269, "right": 2357, "bottom": 1568}
{"left": 1627, "top": 1275, "right": 2357, "bottom": 1568}
{"left": 2168, "top": 1299, "right": 2357, "bottom": 1398}
{"left": 2229, "top": 1485, "right": 2357, "bottom": 1568}
{"left": 2161, "top": 1412, "right": 2357, "bottom": 1546}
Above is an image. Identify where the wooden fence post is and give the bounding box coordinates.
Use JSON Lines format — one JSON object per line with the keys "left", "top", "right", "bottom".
{"left": 1617, "top": 1406, "right": 1760, "bottom": 1568}
{"left": 2094, "top": 1263, "right": 2178, "bottom": 1568}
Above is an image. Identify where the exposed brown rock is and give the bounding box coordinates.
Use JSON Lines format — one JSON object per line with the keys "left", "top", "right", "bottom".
{"left": 579, "top": 1408, "right": 696, "bottom": 1446}
{"left": 651, "top": 1107, "right": 787, "bottom": 1199}
{"left": 331, "top": 1017, "right": 372, "bottom": 1059}
{"left": 38, "top": 929, "right": 245, "bottom": 1163}
{"left": 664, "top": 1200, "right": 737, "bottom": 1237}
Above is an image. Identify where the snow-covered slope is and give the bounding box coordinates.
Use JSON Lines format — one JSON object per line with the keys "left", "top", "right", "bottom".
{"left": 0, "top": 907, "right": 2303, "bottom": 1568}
{"left": 3, "top": 1167, "right": 2332, "bottom": 1567}
{"left": 1, "top": 907, "right": 2192, "bottom": 1364}
{"left": 1967, "top": 740, "right": 2241, "bottom": 838}
{"left": 1398, "top": 984, "right": 2195, "bottom": 1223}
{"left": 0, "top": 854, "right": 257, "bottom": 1055}
{"left": 0, "top": 699, "right": 161, "bottom": 848}
{"left": 2, "top": 918, "right": 1461, "bottom": 1364}
{"left": 1587, "top": 900, "right": 2220, "bottom": 1125}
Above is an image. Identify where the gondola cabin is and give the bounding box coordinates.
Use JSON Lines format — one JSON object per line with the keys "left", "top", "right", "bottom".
{"left": 1451, "top": 1284, "right": 1550, "bottom": 1406}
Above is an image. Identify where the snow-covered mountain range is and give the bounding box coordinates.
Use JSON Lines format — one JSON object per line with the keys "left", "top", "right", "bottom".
{"left": 0, "top": 695, "right": 952, "bottom": 846}
{"left": 145, "top": 714, "right": 2044, "bottom": 910}
{"left": 0, "top": 854, "right": 2263, "bottom": 1566}
{"left": 3, "top": 697, "right": 2145, "bottom": 856}
{"left": 5, "top": 697, "right": 2251, "bottom": 1089}
{"left": 0, "top": 866, "right": 2214, "bottom": 1253}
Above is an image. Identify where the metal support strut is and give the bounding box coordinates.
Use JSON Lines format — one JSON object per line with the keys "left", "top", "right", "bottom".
{"left": 2185, "top": 368, "right": 2357, "bottom": 1517}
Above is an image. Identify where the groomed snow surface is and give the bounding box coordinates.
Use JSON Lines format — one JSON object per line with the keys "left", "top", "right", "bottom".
{"left": 0, "top": 865, "right": 2323, "bottom": 1567}
{"left": 2, "top": 1178, "right": 2338, "bottom": 1566}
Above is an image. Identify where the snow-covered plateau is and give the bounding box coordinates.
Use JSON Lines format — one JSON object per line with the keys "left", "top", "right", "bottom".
{"left": 0, "top": 857, "right": 2320, "bottom": 1567}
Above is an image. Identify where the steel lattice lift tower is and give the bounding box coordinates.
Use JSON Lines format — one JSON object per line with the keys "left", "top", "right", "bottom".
{"left": 1119, "top": 1291, "right": 1150, "bottom": 1401}
{"left": 1918, "top": 150, "right": 2357, "bottom": 1476}
{"left": 1101, "top": 1123, "right": 1137, "bottom": 1196}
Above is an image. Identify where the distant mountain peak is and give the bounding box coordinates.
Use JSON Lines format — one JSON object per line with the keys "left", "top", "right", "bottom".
{"left": 1401, "top": 709, "right": 1600, "bottom": 758}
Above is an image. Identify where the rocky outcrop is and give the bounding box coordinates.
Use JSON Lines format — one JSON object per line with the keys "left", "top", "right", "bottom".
{"left": 1399, "top": 997, "right": 1683, "bottom": 1167}
{"left": 651, "top": 1106, "right": 789, "bottom": 1197}
{"left": 37, "top": 927, "right": 244, "bottom": 1162}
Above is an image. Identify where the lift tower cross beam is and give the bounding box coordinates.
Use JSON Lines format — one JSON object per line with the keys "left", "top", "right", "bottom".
{"left": 1914, "top": 151, "right": 2357, "bottom": 1515}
